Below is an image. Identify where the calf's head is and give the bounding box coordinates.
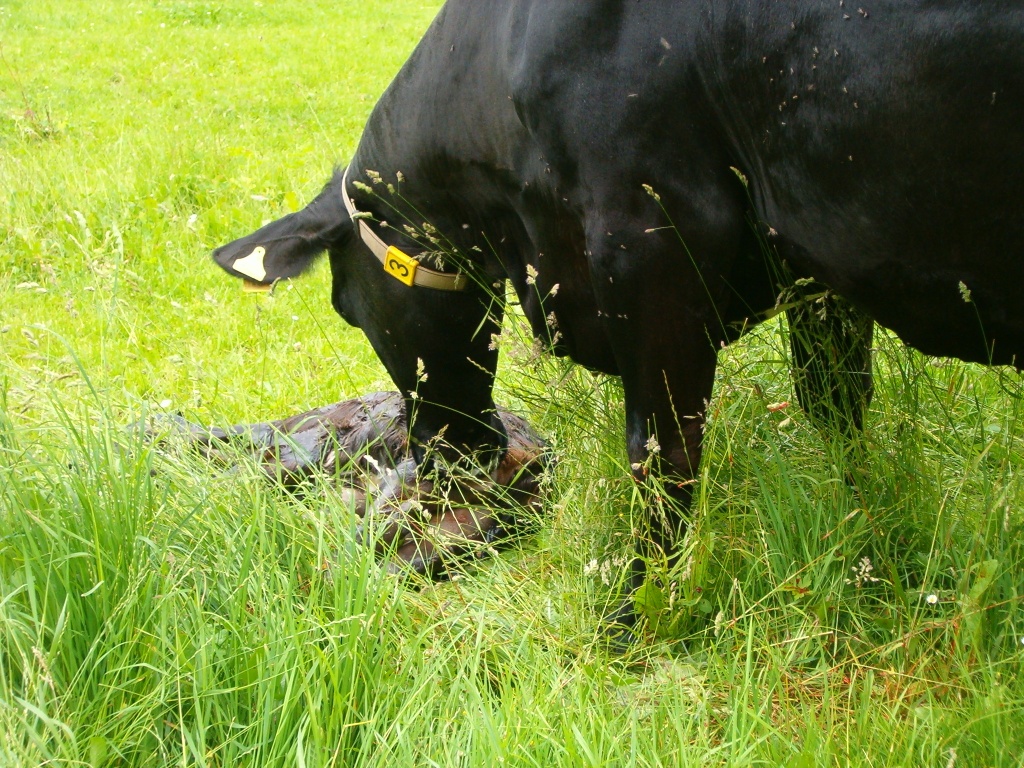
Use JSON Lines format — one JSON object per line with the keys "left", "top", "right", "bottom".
{"left": 212, "top": 170, "right": 507, "bottom": 470}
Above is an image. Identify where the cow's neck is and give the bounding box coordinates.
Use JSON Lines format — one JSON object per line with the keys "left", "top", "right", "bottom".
{"left": 346, "top": 3, "right": 616, "bottom": 370}
{"left": 347, "top": 4, "right": 532, "bottom": 280}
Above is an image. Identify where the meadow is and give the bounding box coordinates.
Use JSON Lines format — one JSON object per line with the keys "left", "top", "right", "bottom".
{"left": 1, "top": 1, "right": 1023, "bottom": 765}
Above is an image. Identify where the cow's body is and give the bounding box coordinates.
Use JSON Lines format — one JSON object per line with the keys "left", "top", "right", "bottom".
{"left": 214, "top": 1, "right": 1024, "bottom": 634}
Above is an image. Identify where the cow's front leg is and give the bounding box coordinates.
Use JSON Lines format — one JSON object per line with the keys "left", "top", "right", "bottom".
{"left": 604, "top": 339, "right": 720, "bottom": 642}
{"left": 576, "top": 181, "right": 746, "bottom": 644}
{"left": 787, "top": 281, "right": 874, "bottom": 438}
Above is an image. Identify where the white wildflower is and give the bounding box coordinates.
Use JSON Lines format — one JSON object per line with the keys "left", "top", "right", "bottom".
{"left": 846, "top": 556, "right": 880, "bottom": 586}
{"left": 926, "top": 594, "right": 938, "bottom": 605}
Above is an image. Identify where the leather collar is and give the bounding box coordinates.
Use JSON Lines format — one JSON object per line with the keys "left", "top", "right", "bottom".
{"left": 341, "top": 167, "right": 468, "bottom": 291}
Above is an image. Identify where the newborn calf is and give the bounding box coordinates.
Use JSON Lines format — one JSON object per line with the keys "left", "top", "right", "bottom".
{"left": 157, "top": 391, "right": 548, "bottom": 577}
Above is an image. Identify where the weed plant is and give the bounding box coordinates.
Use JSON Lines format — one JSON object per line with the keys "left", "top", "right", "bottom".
{"left": 2, "top": 1, "right": 1023, "bottom": 766}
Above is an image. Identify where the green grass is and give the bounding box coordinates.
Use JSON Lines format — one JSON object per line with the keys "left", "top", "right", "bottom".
{"left": 2, "top": 1, "right": 1024, "bottom": 766}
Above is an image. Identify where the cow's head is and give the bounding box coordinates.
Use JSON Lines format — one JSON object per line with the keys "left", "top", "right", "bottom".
{"left": 212, "top": 169, "right": 507, "bottom": 471}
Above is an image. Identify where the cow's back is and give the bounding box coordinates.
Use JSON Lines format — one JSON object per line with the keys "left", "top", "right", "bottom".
{"left": 705, "top": 0, "right": 1024, "bottom": 364}
{"left": 502, "top": 0, "right": 1024, "bottom": 365}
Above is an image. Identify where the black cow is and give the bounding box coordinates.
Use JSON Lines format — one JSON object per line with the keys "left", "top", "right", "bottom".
{"left": 214, "top": 1, "right": 1024, "bottom": 635}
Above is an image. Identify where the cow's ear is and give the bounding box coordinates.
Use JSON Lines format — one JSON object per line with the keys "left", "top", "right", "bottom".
{"left": 212, "top": 171, "right": 351, "bottom": 285}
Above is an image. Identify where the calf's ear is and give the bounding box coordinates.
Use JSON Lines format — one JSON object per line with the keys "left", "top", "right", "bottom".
{"left": 212, "top": 171, "right": 351, "bottom": 285}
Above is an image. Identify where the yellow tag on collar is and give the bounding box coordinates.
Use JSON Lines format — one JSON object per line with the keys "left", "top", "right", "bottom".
{"left": 383, "top": 245, "right": 418, "bottom": 287}
{"left": 242, "top": 279, "right": 272, "bottom": 293}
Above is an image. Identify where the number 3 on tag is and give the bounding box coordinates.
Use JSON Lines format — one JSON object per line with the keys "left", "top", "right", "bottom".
{"left": 383, "top": 246, "right": 418, "bottom": 286}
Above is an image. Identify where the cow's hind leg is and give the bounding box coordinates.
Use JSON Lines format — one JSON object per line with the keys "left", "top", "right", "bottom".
{"left": 786, "top": 281, "right": 874, "bottom": 439}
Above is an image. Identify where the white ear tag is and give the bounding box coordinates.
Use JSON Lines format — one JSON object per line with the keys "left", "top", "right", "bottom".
{"left": 232, "top": 246, "right": 267, "bottom": 281}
